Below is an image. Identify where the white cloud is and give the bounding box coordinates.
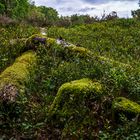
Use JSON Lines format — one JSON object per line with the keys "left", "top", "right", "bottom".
{"left": 34, "top": 0, "right": 139, "bottom": 17}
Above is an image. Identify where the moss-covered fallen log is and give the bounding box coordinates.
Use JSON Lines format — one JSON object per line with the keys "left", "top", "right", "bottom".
{"left": 26, "top": 34, "right": 133, "bottom": 93}
{"left": 0, "top": 51, "right": 37, "bottom": 102}
{"left": 26, "top": 34, "right": 132, "bottom": 70}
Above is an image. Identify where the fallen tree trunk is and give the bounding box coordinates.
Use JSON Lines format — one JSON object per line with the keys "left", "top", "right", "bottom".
{"left": 0, "top": 51, "right": 37, "bottom": 103}
{"left": 26, "top": 34, "right": 132, "bottom": 70}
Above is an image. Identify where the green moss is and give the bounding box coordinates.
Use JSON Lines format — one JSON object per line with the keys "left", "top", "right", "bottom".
{"left": 47, "top": 37, "right": 57, "bottom": 46}
{"left": 112, "top": 97, "right": 140, "bottom": 114}
{"left": 49, "top": 78, "right": 103, "bottom": 115}
{"left": 26, "top": 34, "right": 131, "bottom": 69}
{"left": 27, "top": 34, "right": 132, "bottom": 70}
{"left": 48, "top": 78, "right": 104, "bottom": 136}
{"left": 15, "top": 50, "right": 37, "bottom": 64}
{"left": 54, "top": 40, "right": 132, "bottom": 69}
{"left": 0, "top": 51, "right": 37, "bottom": 102}
{"left": 65, "top": 45, "right": 91, "bottom": 57}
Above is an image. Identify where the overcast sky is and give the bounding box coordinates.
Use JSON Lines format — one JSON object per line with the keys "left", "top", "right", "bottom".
{"left": 34, "top": 0, "right": 139, "bottom": 18}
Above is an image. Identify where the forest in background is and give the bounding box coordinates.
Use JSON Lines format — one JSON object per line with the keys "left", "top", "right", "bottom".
{"left": 1, "top": 0, "right": 140, "bottom": 27}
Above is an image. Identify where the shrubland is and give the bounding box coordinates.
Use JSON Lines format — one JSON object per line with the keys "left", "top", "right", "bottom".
{"left": 0, "top": 18, "right": 140, "bottom": 139}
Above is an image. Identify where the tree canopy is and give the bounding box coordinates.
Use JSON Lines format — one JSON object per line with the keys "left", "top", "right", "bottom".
{"left": 0, "top": 0, "right": 29, "bottom": 19}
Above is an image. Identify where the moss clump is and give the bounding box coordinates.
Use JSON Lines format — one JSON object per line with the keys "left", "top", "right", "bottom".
{"left": 48, "top": 78, "right": 103, "bottom": 137}
{"left": 112, "top": 97, "right": 140, "bottom": 114}
{"left": 47, "top": 37, "right": 57, "bottom": 46}
{"left": 0, "top": 51, "right": 37, "bottom": 102}
{"left": 49, "top": 78, "right": 103, "bottom": 120}
{"left": 49, "top": 78, "right": 103, "bottom": 114}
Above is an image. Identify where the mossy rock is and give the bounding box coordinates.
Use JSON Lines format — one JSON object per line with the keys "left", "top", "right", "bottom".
{"left": 49, "top": 78, "right": 104, "bottom": 137}
{"left": 112, "top": 97, "right": 140, "bottom": 115}
{"left": 0, "top": 51, "right": 37, "bottom": 102}
{"left": 49, "top": 78, "right": 103, "bottom": 121}
{"left": 49, "top": 78, "right": 103, "bottom": 114}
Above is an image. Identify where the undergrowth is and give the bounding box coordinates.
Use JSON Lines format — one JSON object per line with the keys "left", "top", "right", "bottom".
{"left": 0, "top": 19, "right": 140, "bottom": 139}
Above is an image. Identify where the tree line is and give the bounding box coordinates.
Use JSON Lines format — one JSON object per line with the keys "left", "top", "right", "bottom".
{"left": 0, "top": 0, "right": 59, "bottom": 26}
{"left": 0, "top": 0, "right": 140, "bottom": 27}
